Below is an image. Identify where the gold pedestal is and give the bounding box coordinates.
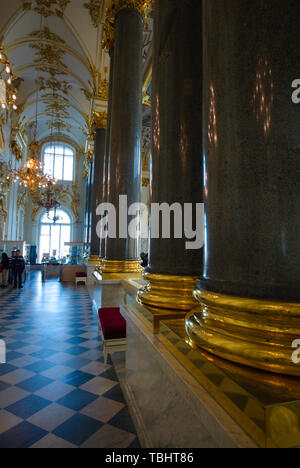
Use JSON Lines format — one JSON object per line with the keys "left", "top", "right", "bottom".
{"left": 88, "top": 255, "right": 100, "bottom": 265}
{"left": 97, "top": 259, "right": 143, "bottom": 280}
{"left": 186, "top": 288, "right": 300, "bottom": 377}
{"left": 99, "top": 259, "right": 143, "bottom": 274}
{"left": 125, "top": 295, "right": 300, "bottom": 448}
{"left": 96, "top": 257, "right": 104, "bottom": 272}
{"left": 137, "top": 272, "right": 198, "bottom": 311}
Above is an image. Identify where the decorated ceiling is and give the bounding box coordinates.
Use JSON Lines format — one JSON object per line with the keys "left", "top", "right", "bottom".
{"left": 1, "top": 0, "right": 153, "bottom": 150}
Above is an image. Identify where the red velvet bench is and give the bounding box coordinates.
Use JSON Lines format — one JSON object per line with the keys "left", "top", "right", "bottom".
{"left": 75, "top": 272, "right": 87, "bottom": 287}
{"left": 98, "top": 307, "right": 127, "bottom": 365}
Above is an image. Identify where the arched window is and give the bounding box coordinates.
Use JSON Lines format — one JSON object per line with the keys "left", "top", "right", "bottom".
{"left": 43, "top": 143, "right": 74, "bottom": 181}
{"left": 39, "top": 209, "right": 71, "bottom": 263}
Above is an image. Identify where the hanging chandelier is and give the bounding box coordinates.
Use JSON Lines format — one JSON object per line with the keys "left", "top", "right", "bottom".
{"left": 7, "top": 141, "right": 54, "bottom": 194}
{"left": 38, "top": 179, "right": 61, "bottom": 223}
{"left": 0, "top": 46, "right": 18, "bottom": 111}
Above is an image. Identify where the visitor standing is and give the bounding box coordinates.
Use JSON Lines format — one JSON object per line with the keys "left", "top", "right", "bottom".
{"left": 1, "top": 253, "right": 9, "bottom": 288}
{"left": 12, "top": 250, "right": 25, "bottom": 289}
{"left": 8, "top": 251, "right": 16, "bottom": 285}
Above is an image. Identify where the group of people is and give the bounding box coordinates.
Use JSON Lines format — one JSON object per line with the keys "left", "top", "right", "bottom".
{"left": 0, "top": 250, "right": 26, "bottom": 289}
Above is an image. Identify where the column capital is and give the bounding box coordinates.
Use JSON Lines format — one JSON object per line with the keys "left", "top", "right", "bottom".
{"left": 102, "top": 0, "right": 153, "bottom": 51}
{"left": 92, "top": 111, "right": 107, "bottom": 130}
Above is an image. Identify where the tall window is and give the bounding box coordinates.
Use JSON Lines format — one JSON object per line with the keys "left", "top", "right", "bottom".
{"left": 43, "top": 143, "right": 74, "bottom": 181}
{"left": 39, "top": 209, "right": 71, "bottom": 262}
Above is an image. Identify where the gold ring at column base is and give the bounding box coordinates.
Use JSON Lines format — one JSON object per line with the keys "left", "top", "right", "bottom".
{"left": 88, "top": 255, "right": 100, "bottom": 265}
{"left": 96, "top": 258, "right": 104, "bottom": 272}
{"left": 186, "top": 289, "right": 300, "bottom": 377}
{"left": 137, "top": 272, "right": 199, "bottom": 311}
{"left": 100, "top": 259, "right": 143, "bottom": 273}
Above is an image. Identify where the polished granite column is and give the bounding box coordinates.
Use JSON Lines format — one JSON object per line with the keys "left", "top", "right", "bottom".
{"left": 89, "top": 123, "right": 106, "bottom": 264}
{"left": 100, "top": 3, "right": 144, "bottom": 274}
{"left": 186, "top": 0, "right": 300, "bottom": 376}
{"left": 138, "top": 0, "right": 203, "bottom": 310}
{"left": 98, "top": 51, "right": 114, "bottom": 268}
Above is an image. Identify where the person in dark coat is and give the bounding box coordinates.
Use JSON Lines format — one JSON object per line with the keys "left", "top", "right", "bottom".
{"left": 1, "top": 253, "right": 9, "bottom": 288}
{"left": 12, "top": 250, "right": 25, "bottom": 289}
{"left": 8, "top": 251, "right": 16, "bottom": 285}
{"left": 140, "top": 252, "right": 148, "bottom": 268}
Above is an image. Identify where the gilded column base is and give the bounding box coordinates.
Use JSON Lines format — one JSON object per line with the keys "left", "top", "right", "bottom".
{"left": 96, "top": 257, "right": 104, "bottom": 272}
{"left": 137, "top": 272, "right": 199, "bottom": 311}
{"left": 88, "top": 255, "right": 100, "bottom": 265}
{"left": 99, "top": 259, "right": 143, "bottom": 274}
{"left": 186, "top": 288, "right": 300, "bottom": 377}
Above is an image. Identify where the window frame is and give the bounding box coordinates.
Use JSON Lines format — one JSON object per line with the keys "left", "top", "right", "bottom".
{"left": 42, "top": 142, "right": 75, "bottom": 182}
{"left": 39, "top": 209, "right": 72, "bottom": 263}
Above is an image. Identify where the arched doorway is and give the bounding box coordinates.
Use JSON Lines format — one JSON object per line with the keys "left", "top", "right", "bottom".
{"left": 39, "top": 209, "right": 71, "bottom": 263}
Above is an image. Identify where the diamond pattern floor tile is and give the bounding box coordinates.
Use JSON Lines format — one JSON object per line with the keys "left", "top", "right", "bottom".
{"left": 0, "top": 274, "right": 139, "bottom": 448}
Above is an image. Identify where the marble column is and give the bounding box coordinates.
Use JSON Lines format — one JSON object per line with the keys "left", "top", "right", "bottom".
{"left": 138, "top": 0, "right": 204, "bottom": 310}
{"left": 100, "top": 4, "right": 144, "bottom": 274}
{"left": 186, "top": 0, "right": 300, "bottom": 376}
{"left": 89, "top": 124, "right": 106, "bottom": 264}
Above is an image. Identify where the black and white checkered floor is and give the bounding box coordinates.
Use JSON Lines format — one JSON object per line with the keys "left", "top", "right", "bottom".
{"left": 0, "top": 273, "right": 140, "bottom": 448}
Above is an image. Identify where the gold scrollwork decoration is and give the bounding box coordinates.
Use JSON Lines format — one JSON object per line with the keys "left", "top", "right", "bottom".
{"left": 10, "top": 138, "right": 23, "bottom": 162}
{"left": 92, "top": 111, "right": 107, "bottom": 130}
{"left": 102, "top": 0, "right": 154, "bottom": 51}
{"left": 31, "top": 182, "right": 80, "bottom": 222}
{"left": 22, "top": 0, "right": 71, "bottom": 18}
{"left": 84, "top": 0, "right": 102, "bottom": 28}
{"left": 98, "top": 72, "right": 109, "bottom": 101}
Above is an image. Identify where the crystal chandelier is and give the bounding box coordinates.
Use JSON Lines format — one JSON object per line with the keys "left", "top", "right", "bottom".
{"left": 7, "top": 141, "right": 54, "bottom": 194}
{"left": 0, "top": 46, "right": 18, "bottom": 111}
{"left": 38, "top": 179, "right": 61, "bottom": 223}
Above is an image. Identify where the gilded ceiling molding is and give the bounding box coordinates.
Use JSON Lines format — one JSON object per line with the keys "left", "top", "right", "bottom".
{"left": 42, "top": 93, "right": 71, "bottom": 120}
{"left": 46, "top": 120, "right": 71, "bottom": 133}
{"left": 36, "top": 77, "right": 72, "bottom": 95}
{"left": 102, "top": 0, "right": 153, "bottom": 51}
{"left": 84, "top": 0, "right": 102, "bottom": 28}
{"left": 9, "top": 127, "right": 25, "bottom": 162}
{"left": 29, "top": 27, "right": 65, "bottom": 44}
{"left": 21, "top": 96, "right": 87, "bottom": 124}
{"left": 5, "top": 38, "right": 93, "bottom": 75}
{"left": 83, "top": 148, "right": 93, "bottom": 179}
{"left": 17, "top": 188, "right": 28, "bottom": 211}
{"left": 97, "top": 71, "right": 109, "bottom": 101}
{"left": 22, "top": 0, "right": 71, "bottom": 18}
{"left": 30, "top": 41, "right": 67, "bottom": 77}
{"left": 20, "top": 112, "right": 87, "bottom": 141}
{"left": 0, "top": 162, "right": 10, "bottom": 217}
{"left": 15, "top": 63, "right": 92, "bottom": 97}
